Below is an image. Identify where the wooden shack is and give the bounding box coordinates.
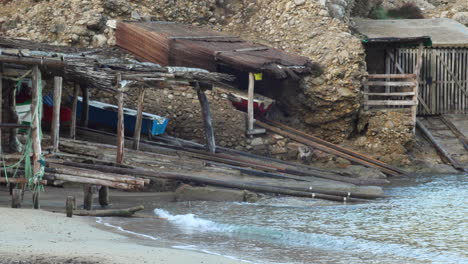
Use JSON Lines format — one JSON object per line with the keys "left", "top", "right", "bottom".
{"left": 355, "top": 18, "right": 468, "bottom": 116}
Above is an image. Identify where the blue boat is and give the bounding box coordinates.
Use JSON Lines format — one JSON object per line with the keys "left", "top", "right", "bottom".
{"left": 76, "top": 97, "right": 169, "bottom": 136}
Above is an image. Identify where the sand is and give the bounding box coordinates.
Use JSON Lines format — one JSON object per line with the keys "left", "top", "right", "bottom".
{"left": 0, "top": 207, "right": 242, "bottom": 264}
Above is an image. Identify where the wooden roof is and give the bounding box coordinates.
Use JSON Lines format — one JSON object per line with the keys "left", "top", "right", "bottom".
{"left": 116, "top": 22, "right": 318, "bottom": 79}
{"left": 354, "top": 18, "right": 468, "bottom": 48}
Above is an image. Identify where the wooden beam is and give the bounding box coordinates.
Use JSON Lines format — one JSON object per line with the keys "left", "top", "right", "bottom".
{"left": 51, "top": 76, "right": 62, "bottom": 153}
{"left": 31, "top": 65, "right": 42, "bottom": 209}
{"left": 132, "top": 87, "right": 146, "bottom": 150}
{"left": 70, "top": 84, "right": 79, "bottom": 139}
{"left": 196, "top": 82, "right": 216, "bottom": 153}
{"left": 363, "top": 81, "right": 417, "bottom": 87}
{"left": 368, "top": 74, "right": 416, "bottom": 79}
{"left": 116, "top": 74, "right": 125, "bottom": 164}
{"left": 0, "top": 123, "right": 30, "bottom": 129}
{"left": 80, "top": 85, "right": 89, "bottom": 127}
{"left": 0, "top": 63, "right": 3, "bottom": 153}
{"left": 168, "top": 35, "right": 237, "bottom": 40}
{"left": 363, "top": 92, "right": 415, "bottom": 96}
{"left": 412, "top": 44, "right": 424, "bottom": 133}
{"left": 365, "top": 100, "right": 417, "bottom": 106}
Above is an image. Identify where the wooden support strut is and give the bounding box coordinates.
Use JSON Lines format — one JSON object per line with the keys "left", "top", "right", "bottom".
{"left": 31, "top": 65, "right": 42, "bottom": 209}
{"left": 70, "top": 84, "right": 79, "bottom": 139}
{"left": 247, "top": 72, "right": 255, "bottom": 133}
{"left": 51, "top": 76, "right": 63, "bottom": 153}
{"left": 116, "top": 74, "right": 125, "bottom": 164}
{"left": 81, "top": 85, "right": 89, "bottom": 127}
{"left": 412, "top": 44, "right": 424, "bottom": 134}
{"left": 133, "top": 87, "right": 146, "bottom": 150}
{"left": 195, "top": 82, "right": 216, "bottom": 153}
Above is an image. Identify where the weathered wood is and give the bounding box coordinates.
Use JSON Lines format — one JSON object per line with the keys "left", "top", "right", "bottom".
{"left": 80, "top": 85, "right": 89, "bottom": 127}
{"left": 0, "top": 123, "right": 31, "bottom": 129}
{"left": 0, "top": 177, "right": 47, "bottom": 184}
{"left": 412, "top": 44, "right": 423, "bottom": 133}
{"left": 363, "top": 81, "right": 417, "bottom": 87}
{"left": 133, "top": 87, "right": 145, "bottom": 150}
{"left": 0, "top": 63, "right": 3, "bottom": 153}
{"left": 73, "top": 205, "right": 144, "bottom": 217}
{"left": 98, "top": 186, "right": 109, "bottom": 207}
{"left": 83, "top": 184, "right": 93, "bottom": 210}
{"left": 116, "top": 74, "right": 125, "bottom": 164}
{"left": 196, "top": 82, "right": 216, "bottom": 153}
{"left": 7, "top": 79, "right": 21, "bottom": 152}
{"left": 367, "top": 74, "right": 417, "bottom": 79}
{"left": 70, "top": 84, "right": 79, "bottom": 139}
{"left": 66, "top": 196, "right": 74, "bottom": 217}
{"left": 52, "top": 76, "right": 63, "bottom": 152}
{"left": 11, "top": 189, "right": 22, "bottom": 208}
{"left": 31, "top": 65, "right": 42, "bottom": 209}
{"left": 365, "top": 100, "right": 417, "bottom": 106}
{"left": 247, "top": 72, "right": 255, "bottom": 133}
{"left": 416, "top": 120, "right": 464, "bottom": 170}
{"left": 43, "top": 172, "right": 141, "bottom": 190}
{"left": 363, "top": 92, "right": 416, "bottom": 96}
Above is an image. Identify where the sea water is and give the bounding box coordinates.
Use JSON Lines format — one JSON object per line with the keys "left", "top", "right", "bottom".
{"left": 97, "top": 174, "right": 467, "bottom": 264}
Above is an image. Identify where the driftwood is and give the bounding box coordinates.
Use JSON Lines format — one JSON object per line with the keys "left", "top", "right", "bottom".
{"left": 73, "top": 205, "right": 144, "bottom": 217}
{"left": 51, "top": 76, "right": 62, "bottom": 152}
{"left": 196, "top": 83, "right": 216, "bottom": 153}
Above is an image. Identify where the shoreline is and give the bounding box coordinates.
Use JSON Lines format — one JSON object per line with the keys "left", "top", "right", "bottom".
{"left": 0, "top": 207, "right": 244, "bottom": 264}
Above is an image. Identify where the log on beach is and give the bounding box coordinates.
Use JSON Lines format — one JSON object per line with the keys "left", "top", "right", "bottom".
{"left": 73, "top": 205, "right": 144, "bottom": 217}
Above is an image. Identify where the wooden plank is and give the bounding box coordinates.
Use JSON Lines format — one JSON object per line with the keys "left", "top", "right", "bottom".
{"left": 132, "top": 87, "right": 146, "bottom": 150}
{"left": 168, "top": 35, "right": 237, "bottom": 40}
{"left": 416, "top": 120, "right": 464, "bottom": 171}
{"left": 363, "top": 92, "right": 415, "bottom": 96}
{"left": 434, "top": 50, "right": 468, "bottom": 99}
{"left": 70, "top": 84, "right": 79, "bottom": 139}
{"left": 363, "top": 81, "right": 417, "bottom": 87}
{"left": 365, "top": 100, "right": 417, "bottom": 106}
{"left": 368, "top": 74, "right": 416, "bottom": 79}
{"left": 51, "top": 76, "right": 63, "bottom": 153}
{"left": 116, "top": 74, "right": 125, "bottom": 164}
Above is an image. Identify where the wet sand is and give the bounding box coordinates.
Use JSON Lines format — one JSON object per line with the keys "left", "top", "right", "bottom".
{"left": 0, "top": 186, "right": 242, "bottom": 264}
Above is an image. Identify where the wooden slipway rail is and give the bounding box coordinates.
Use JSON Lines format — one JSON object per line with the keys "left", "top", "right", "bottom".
{"left": 256, "top": 120, "right": 407, "bottom": 177}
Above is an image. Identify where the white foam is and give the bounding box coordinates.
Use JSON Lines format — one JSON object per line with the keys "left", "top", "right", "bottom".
{"left": 154, "top": 208, "right": 233, "bottom": 232}
{"left": 95, "top": 217, "right": 158, "bottom": 241}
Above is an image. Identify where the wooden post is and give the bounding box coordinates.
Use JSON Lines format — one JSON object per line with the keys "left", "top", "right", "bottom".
{"left": 8, "top": 79, "right": 21, "bottom": 152}
{"left": 247, "top": 72, "right": 255, "bottom": 133}
{"left": 98, "top": 186, "right": 109, "bottom": 207}
{"left": 51, "top": 76, "right": 63, "bottom": 152}
{"left": 70, "top": 84, "right": 79, "bottom": 139}
{"left": 81, "top": 86, "right": 89, "bottom": 127}
{"left": 31, "top": 65, "right": 42, "bottom": 209}
{"left": 412, "top": 44, "right": 424, "bottom": 133}
{"left": 83, "top": 184, "right": 93, "bottom": 210}
{"left": 66, "top": 196, "right": 74, "bottom": 217}
{"left": 133, "top": 87, "right": 146, "bottom": 150}
{"left": 0, "top": 63, "right": 3, "bottom": 153}
{"left": 196, "top": 82, "right": 216, "bottom": 153}
{"left": 11, "top": 189, "right": 22, "bottom": 208}
{"left": 116, "top": 74, "right": 124, "bottom": 164}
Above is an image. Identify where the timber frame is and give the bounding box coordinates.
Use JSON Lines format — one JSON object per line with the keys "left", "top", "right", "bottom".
{"left": 0, "top": 37, "right": 234, "bottom": 208}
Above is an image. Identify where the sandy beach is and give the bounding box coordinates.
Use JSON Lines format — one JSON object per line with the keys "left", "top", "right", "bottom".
{"left": 0, "top": 186, "right": 243, "bottom": 264}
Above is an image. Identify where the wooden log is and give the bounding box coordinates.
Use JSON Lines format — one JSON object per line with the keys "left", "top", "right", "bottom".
{"left": 364, "top": 100, "right": 417, "bottom": 106}
{"left": 83, "top": 184, "right": 93, "bottom": 210}
{"left": 367, "top": 73, "right": 416, "bottom": 79}
{"left": 99, "top": 186, "right": 109, "bottom": 207}
{"left": 80, "top": 85, "right": 89, "bottom": 127}
{"left": 196, "top": 82, "right": 216, "bottom": 153}
{"left": 133, "top": 87, "right": 145, "bottom": 150}
{"left": 116, "top": 74, "right": 124, "bottom": 164}
{"left": 66, "top": 196, "right": 74, "bottom": 217}
{"left": 412, "top": 44, "right": 424, "bottom": 133}
{"left": 73, "top": 205, "right": 144, "bottom": 217}
{"left": 52, "top": 76, "right": 63, "bottom": 152}
{"left": 416, "top": 120, "right": 464, "bottom": 170}
{"left": 11, "top": 189, "right": 22, "bottom": 208}
{"left": 363, "top": 92, "right": 415, "bottom": 96}
{"left": 0, "top": 177, "right": 47, "bottom": 184}
{"left": 70, "top": 84, "right": 79, "bottom": 139}
{"left": 46, "top": 164, "right": 147, "bottom": 185}
{"left": 363, "top": 81, "right": 417, "bottom": 86}
{"left": 7, "top": 79, "right": 21, "bottom": 152}
{"left": 0, "top": 123, "right": 31, "bottom": 129}
{"left": 43, "top": 173, "right": 141, "bottom": 190}
{"left": 31, "top": 65, "right": 42, "bottom": 209}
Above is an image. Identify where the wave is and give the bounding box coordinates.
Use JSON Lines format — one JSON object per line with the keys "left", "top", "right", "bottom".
{"left": 95, "top": 217, "right": 158, "bottom": 240}
{"left": 154, "top": 209, "right": 468, "bottom": 264}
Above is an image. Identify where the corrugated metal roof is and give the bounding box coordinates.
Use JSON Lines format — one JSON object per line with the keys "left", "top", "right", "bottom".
{"left": 354, "top": 18, "right": 468, "bottom": 48}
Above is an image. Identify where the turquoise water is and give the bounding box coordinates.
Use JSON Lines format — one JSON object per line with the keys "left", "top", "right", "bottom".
{"left": 98, "top": 174, "right": 467, "bottom": 264}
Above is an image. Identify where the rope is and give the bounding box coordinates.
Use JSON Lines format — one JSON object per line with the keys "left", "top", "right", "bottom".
{"left": 1, "top": 73, "right": 45, "bottom": 193}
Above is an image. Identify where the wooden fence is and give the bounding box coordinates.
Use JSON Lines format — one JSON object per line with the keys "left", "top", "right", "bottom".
{"left": 385, "top": 48, "right": 468, "bottom": 115}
